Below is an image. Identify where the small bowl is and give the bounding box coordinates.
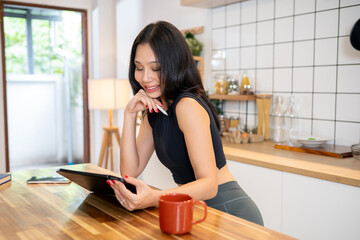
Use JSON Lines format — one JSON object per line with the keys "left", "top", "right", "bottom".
{"left": 351, "top": 144, "right": 360, "bottom": 160}
{"left": 296, "top": 136, "right": 330, "bottom": 148}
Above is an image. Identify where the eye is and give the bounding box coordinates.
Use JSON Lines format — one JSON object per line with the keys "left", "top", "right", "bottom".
{"left": 153, "top": 68, "right": 160, "bottom": 72}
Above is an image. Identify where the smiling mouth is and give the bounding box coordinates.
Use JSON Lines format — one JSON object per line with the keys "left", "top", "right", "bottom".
{"left": 145, "top": 85, "right": 160, "bottom": 93}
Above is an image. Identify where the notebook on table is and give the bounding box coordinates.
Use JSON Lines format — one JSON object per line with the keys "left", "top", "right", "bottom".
{"left": 56, "top": 168, "right": 136, "bottom": 194}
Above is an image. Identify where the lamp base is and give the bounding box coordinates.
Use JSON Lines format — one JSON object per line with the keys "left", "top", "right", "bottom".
{"left": 98, "top": 126, "right": 121, "bottom": 171}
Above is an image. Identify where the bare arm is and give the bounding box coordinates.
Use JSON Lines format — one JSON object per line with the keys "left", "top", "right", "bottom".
{"left": 120, "top": 89, "right": 162, "bottom": 177}
{"left": 167, "top": 97, "right": 219, "bottom": 200}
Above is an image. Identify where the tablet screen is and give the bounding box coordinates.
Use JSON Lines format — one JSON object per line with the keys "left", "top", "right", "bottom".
{"left": 56, "top": 168, "right": 136, "bottom": 194}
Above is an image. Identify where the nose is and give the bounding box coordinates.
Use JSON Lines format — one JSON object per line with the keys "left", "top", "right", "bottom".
{"left": 141, "top": 68, "right": 153, "bottom": 83}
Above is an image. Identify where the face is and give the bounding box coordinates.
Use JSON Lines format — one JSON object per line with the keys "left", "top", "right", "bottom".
{"left": 134, "top": 43, "right": 162, "bottom": 99}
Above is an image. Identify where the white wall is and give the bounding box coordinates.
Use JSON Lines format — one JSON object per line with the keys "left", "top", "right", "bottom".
{"left": 211, "top": 0, "right": 360, "bottom": 146}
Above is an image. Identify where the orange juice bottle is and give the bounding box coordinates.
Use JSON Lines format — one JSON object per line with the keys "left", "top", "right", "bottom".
{"left": 240, "top": 73, "right": 249, "bottom": 94}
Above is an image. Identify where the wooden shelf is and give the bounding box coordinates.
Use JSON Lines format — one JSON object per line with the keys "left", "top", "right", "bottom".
{"left": 208, "top": 94, "right": 256, "bottom": 101}
{"left": 180, "top": 26, "right": 204, "bottom": 35}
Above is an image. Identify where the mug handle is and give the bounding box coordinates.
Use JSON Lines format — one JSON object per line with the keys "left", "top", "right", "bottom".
{"left": 192, "top": 200, "right": 207, "bottom": 225}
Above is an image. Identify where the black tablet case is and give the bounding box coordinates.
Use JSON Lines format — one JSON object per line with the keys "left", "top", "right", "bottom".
{"left": 56, "top": 168, "right": 136, "bottom": 194}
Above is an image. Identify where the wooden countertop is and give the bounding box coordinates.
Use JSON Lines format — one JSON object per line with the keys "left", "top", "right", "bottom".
{"left": 223, "top": 140, "right": 360, "bottom": 188}
{"left": 0, "top": 164, "right": 295, "bottom": 239}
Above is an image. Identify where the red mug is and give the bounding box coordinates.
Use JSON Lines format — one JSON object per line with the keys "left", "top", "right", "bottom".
{"left": 158, "top": 193, "right": 207, "bottom": 234}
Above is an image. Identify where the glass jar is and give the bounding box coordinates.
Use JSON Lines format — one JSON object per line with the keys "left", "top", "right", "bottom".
{"left": 283, "top": 96, "right": 298, "bottom": 143}
{"left": 227, "top": 77, "right": 239, "bottom": 95}
{"left": 219, "top": 115, "right": 225, "bottom": 135}
{"left": 214, "top": 73, "right": 229, "bottom": 95}
{"left": 242, "top": 84, "right": 254, "bottom": 95}
{"left": 270, "top": 96, "right": 285, "bottom": 143}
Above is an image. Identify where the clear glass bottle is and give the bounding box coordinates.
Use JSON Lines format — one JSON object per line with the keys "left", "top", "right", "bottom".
{"left": 270, "top": 96, "right": 285, "bottom": 142}
{"left": 283, "top": 96, "right": 298, "bottom": 144}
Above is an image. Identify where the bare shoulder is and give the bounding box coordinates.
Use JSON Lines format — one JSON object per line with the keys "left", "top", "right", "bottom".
{"left": 176, "top": 97, "right": 209, "bottom": 130}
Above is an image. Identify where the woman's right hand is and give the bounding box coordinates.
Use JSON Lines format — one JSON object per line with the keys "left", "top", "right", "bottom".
{"left": 125, "top": 89, "right": 163, "bottom": 115}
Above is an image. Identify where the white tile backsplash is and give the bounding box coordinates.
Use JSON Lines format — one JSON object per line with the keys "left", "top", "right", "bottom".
{"left": 257, "top": 0, "right": 274, "bottom": 21}
{"left": 336, "top": 94, "right": 360, "bottom": 122}
{"left": 339, "top": 5, "right": 360, "bottom": 36}
{"left": 257, "top": 20, "right": 274, "bottom": 45}
{"left": 241, "top": 23, "right": 256, "bottom": 46}
{"left": 226, "top": 3, "right": 240, "bottom": 26}
{"left": 293, "top": 41, "right": 314, "bottom": 66}
{"left": 313, "top": 94, "right": 336, "bottom": 120}
{"left": 256, "top": 69, "right": 273, "bottom": 92}
{"left": 312, "top": 120, "right": 335, "bottom": 140}
{"left": 226, "top": 48, "right": 240, "bottom": 70}
{"left": 295, "top": 0, "right": 316, "bottom": 15}
{"left": 226, "top": 26, "right": 240, "bottom": 48}
{"left": 293, "top": 67, "right": 313, "bottom": 92}
{"left": 241, "top": 0, "right": 257, "bottom": 24}
{"left": 294, "top": 13, "right": 315, "bottom": 41}
{"left": 293, "top": 93, "right": 313, "bottom": 118}
{"left": 314, "top": 66, "right": 337, "bottom": 93}
{"left": 340, "top": 0, "right": 360, "bottom": 7}
{"left": 257, "top": 45, "right": 273, "bottom": 68}
{"left": 212, "top": 28, "right": 225, "bottom": 49}
{"left": 211, "top": 50, "right": 226, "bottom": 70}
{"left": 212, "top": 6, "right": 226, "bottom": 28}
{"left": 274, "top": 43, "right": 293, "bottom": 67}
{"left": 297, "top": 118, "right": 312, "bottom": 136}
{"left": 316, "top": 0, "right": 339, "bottom": 11}
{"left": 275, "top": 17, "right": 293, "bottom": 43}
{"left": 338, "top": 36, "right": 360, "bottom": 64}
{"left": 224, "top": 100, "right": 240, "bottom": 113}
{"left": 314, "top": 38, "right": 338, "bottom": 66}
{"left": 211, "top": 0, "right": 360, "bottom": 145}
{"left": 275, "top": 0, "right": 294, "bottom": 18}
{"left": 274, "top": 68, "right": 292, "bottom": 92}
{"left": 335, "top": 122, "right": 360, "bottom": 146}
{"left": 315, "top": 10, "right": 339, "bottom": 38}
{"left": 240, "top": 46, "right": 256, "bottom": 69}
{"left": 337, "top": 65, "right": 360, "bottom": 93}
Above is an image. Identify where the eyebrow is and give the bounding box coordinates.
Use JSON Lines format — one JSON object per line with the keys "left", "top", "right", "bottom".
{"left": 134, "top": 60, "right": 159, "bottom": 64}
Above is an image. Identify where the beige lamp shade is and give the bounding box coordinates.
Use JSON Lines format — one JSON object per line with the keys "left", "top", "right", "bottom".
{"left": 88, "top": 78, "right": 130, "bottom": 110}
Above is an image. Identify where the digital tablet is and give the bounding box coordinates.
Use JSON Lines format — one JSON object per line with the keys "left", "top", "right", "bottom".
{"left": 56, "top": 168, "right": 136, "bottom": 194}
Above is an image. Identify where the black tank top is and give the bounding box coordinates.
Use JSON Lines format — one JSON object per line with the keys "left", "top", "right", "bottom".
{"left": 147, "top": 92, "right": 226, "bottom": 184}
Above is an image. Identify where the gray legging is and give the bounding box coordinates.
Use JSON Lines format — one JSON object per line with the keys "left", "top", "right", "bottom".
{"left": 205, "top": 181, "right": 264, "bottom": 226}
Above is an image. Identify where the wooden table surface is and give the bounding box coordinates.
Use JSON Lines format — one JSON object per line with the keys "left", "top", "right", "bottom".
{"left": 0, "top": 164, "right": 295, "bottom": 240}
{"left": 223, "top": 140, "right": 360, "bottom": 187}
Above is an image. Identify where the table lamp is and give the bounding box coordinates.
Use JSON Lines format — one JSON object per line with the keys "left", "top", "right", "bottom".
{"left": 88, "top": 78, "right": 130, "bottom": 170}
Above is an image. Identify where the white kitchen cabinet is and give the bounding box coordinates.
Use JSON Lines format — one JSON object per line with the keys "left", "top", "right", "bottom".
{"left": 282, "top": 172, "right": 360, "bottom": 240}
{"left": 227, "top": 160, "right": 283, "bottom": 232}
{"left": 227, "top": 159, "right": 360, "bottom": 240}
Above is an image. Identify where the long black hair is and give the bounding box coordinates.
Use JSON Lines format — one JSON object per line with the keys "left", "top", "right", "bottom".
{"left": 128, "top": 21, "right": 220, "bottom": 130}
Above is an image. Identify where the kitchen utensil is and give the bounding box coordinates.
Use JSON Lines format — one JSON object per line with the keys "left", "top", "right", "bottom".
{"left": 350, "top": 18, "right": 360, "bottom": 51}
{"left": 274, "top": 143, "right": 352, "bottom": 158}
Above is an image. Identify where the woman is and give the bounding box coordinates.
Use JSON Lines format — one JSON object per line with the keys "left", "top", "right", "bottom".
{"left": 108, "top": 21, "right": 263, "bottom": 226}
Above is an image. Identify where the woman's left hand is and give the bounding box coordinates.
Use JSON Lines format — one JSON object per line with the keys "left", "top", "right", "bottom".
{"left": 107, "top": 176, "right": 159, "bottom": 211}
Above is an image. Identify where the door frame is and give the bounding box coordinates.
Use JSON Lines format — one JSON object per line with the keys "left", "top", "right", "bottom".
{"left": 0, "top": 1, "right": 90, "bottom": 172}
